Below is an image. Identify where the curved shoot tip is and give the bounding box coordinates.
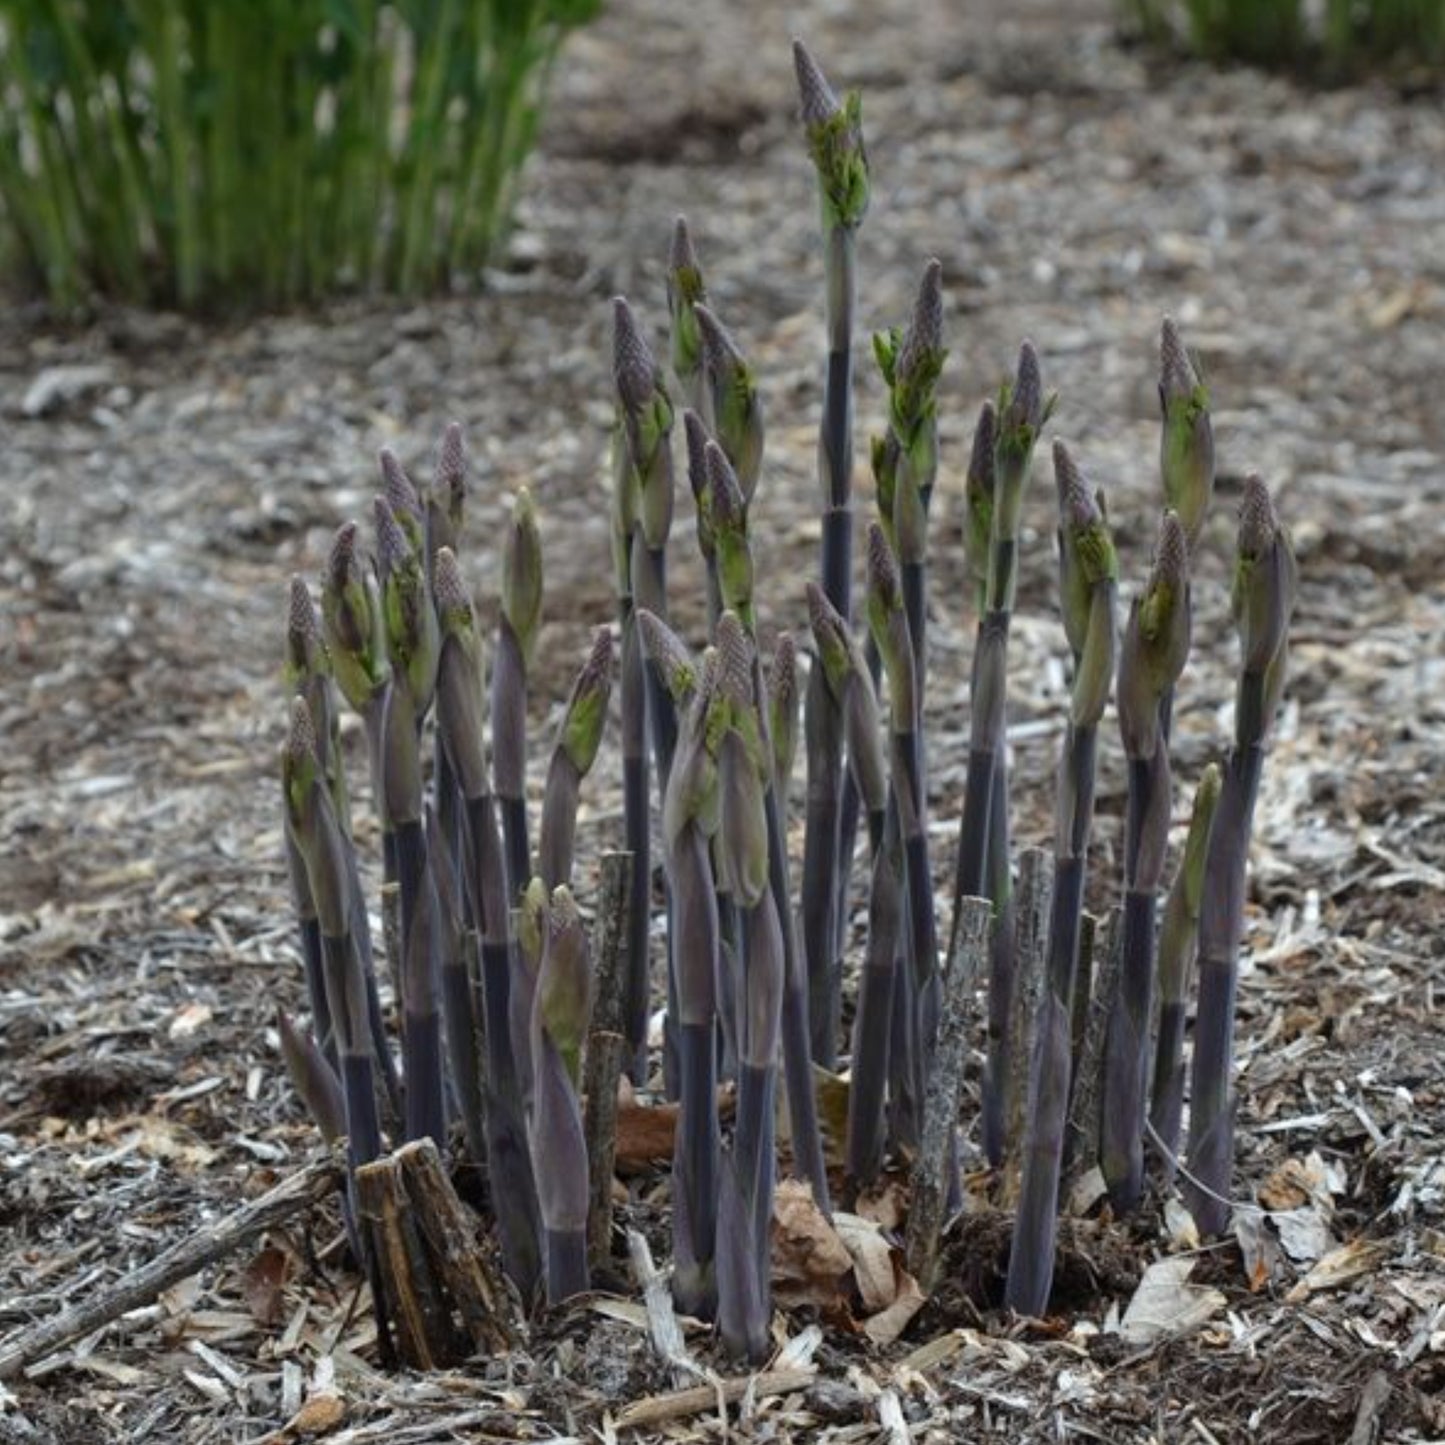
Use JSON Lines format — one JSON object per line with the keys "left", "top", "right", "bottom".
{"left": 692, "top": 303, "right": 743, "bottom": 375}
{"left": 611, "top": 296, "right": 656, "bottom": 414}
{"left": 1160, "top": 316, "right": 1200, "bottom": 399}
{"left": 792, "top": 37, "right": 841, "bottom": 126}
{"left": 682, "top": 409, "right": 710, "bottom": 491}
{"left": 704, "top": 438, "right": 744, "bottom": 524}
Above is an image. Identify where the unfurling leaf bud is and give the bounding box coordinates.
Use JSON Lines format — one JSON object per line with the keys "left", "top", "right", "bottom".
{"left": 1117, "top": 512, "right": 1191, "bottom": 758}
{"left": 375, "top": 496, "right": 439, "bottom": 714}
{"left": 558, "top": 626, "right": 613, "bottom": 774}
{"left": 537, "top": 885, "right": 592, "bottom": 1085}
{"left": 379, "top": 449, "right": 425, "bottom": 554}
{"left": 793, "top": 39, "right": 869, "bottom": 230}
{"left": 964, "top": 400, "right": 997, "bottom": 606}
{"left": 865, "top": 523, "right": 915, "bottom": 730}
{"left": 1232, "top": 475, "right": 1296, "bottom": 676}
{"left": 667, "top": 216, "right": 708, "bottom": 388}
{"left": 705, "top": 439, "right": 754, "bottom": 626}
{"left": 683, "top": 409, "right": 714, "bottom": 561}
{"left": 1054, "top": 441, "right": 1119, "bottom": 661}
{"left": 431, "top": 422, "right": 467, "bottom": 540}
{"left": 805, "top": 581, "right": 852, "bottom": 700}
{"left": 285, "top": 576, "right": 329, "bottom": 688}
{"left": 322, "top": 522, "right": 390, "bottom": 713}
{"left": 1181, "top": 763, "right": 1222, "bottom": 916}
{"left": 517, "top": 876, "right": 548, "bottom": 976}
{"left": 1159, "top": 318, "right": 1214, "bottom": 547}
{"left": 432, "top": 548, "right": 490, "bottom": 799}
{"left": 694, "top": 305, "right": 763, "bottom": 502}
{"left": 502, "top": 487, "right": 544, "bottom": 665}
{"left": 768, "top": 631, "right": 799, "bottom": 788}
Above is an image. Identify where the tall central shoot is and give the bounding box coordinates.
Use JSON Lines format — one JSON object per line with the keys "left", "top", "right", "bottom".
{"left": 793, "top": 40, "right": 870, "bottom": 1066}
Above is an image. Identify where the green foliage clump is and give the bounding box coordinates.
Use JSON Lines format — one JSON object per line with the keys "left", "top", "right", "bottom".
{"left": 0, "top": 0, "right": 597, "bottom": 311}
{"left": 1123, "top": 0, "right": 1445, "bottom": 72}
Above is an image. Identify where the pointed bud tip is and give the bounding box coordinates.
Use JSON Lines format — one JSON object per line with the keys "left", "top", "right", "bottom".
{"left": 967, "top": 400, "right": 997, "bottom": 489}
{"left": 1015, "top": 338, "right": 1042, "bottom": 414}
{"left": 910, "top": 258, "right": 944, "bottom": 350}
{"left": 549, "top": 882, "right": 583, "bottom": 935}
{"left": 288, "top": 575, "right": 319, "bottom": 636}
{"left": 434, "top": 421, "right": 466, "bottom": 490}
{"left": 327, "top": 521, "right": 359, "bottom": 584}
{"left": 1238, "top": 475, "right": 1278, "bottom": 556}
{"left": 611, "top": 295, "right": 656, "bottom": 412}
{"left": 379, "top": 448, "right": 421, "bottom": 519}
{"left": 1160, "top": 316, "right": 1199, "bottom": 397}
{"left": 432, "top": 546, "right": 470, "bottom": 617}
{"left": 1053, "top": 440, "right": 1098, "bottom": 528}
{"left": 704, "top": 438, "right": 743, "bottom": 520}
{"left": 372, "top": 495, "right": 411, "bottom": 570}
{"left": 792, "top": 38, "right": 841, "bottom": 126}
{"left": 669, "top": 215, "right": 698, "bottom": 273}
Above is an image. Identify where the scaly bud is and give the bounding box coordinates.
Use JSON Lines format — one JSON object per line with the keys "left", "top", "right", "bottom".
{"left": 792, "top": 39, "right": 869, "bottom": 230}
{"left": 375, "top": 496, "right": 438, "bottom": 713}
{"left": 285, "top": 576, "right": 329, "bottom": 686}
{"left": 1159, "top": 318, "right": 1214, "bottom": 547}
{"left": 964, "top": 400, "right": 997, "bottom": 605}
{"left": 865, "top": 523, "right": 914, "bottom": 730}
{"left": 502, "top": 487, "right": 544, "bottom": 666}
{"left": 432, "top": 547, "right": 489, "bottom": 799}
{"left": 432, "top": 422, "right": 467, "bottom": 533}
{"left": 321, "top": 522, "right": 390, "bottom": 713}
{"left": 683, "top": 409, "right": 714, "bottom": 561}
{"left": 667, "top": 215, "right": 709, "bottom": 392}
{"left": 805, "top": 581, "right": 852, "bottom": 700}
{"left": 558, "top": 626, "right": 613, "bottom": 773}
{"left": 613, "top": 298, "right": 675, "bottom": 551}
{"left": 1232, "top": 475, "right": 1295, "bottom": 674}
{"left": 379, "top": 449, "right": 424, "bottom": 554}
{"left": 637, "top": 608, "right": 697, "bottom": 706}
{"left": 768, "top": 632, "right": 799, "bottom": 788}
{"left": 613, "top": 296, "right": 656, "bottom": 416}
{"left": 694, "top": 305, "right": 763, "bottom": 501}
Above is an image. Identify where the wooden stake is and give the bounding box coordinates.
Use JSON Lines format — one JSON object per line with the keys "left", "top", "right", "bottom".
{"left": 1065, "top": 906, "right": 1123, "bottom": 1183}
{"left": 1005, "top": 848, "right": 1053, "bottom": 1175}
{"left": 583, "top": 851, "right": 633, "bottom": 1271}
{"left": 907, "top": 895, "right": 992, "bottom": 1292}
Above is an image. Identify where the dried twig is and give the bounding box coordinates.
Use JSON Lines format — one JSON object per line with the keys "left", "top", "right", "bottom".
{"left": 0, "top": 1152, "right": 343, "bottom": 1381}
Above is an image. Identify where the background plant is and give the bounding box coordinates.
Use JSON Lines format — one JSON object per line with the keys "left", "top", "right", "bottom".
{"left": 1119, "top": 0, "right": 1445, "bottom": 71}
{"left": 0, "top": 0, "right": 597, "bottom": 311}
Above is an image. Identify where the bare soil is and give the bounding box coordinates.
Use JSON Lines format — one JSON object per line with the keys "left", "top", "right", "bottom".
{"left": 3, "top": 0, "right": 1445, "bottom": 1440}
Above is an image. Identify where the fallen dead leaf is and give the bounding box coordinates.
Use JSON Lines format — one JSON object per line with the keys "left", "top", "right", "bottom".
{"left": 863, "top": 1268, "right": 925, "bottom": 1347}
{"left": 833, "top": 1213, "right": 896, "bottom": 1314}
{"left": 1119, "top": 1257, "right": 1226, "bottom": 1344}
{"left": 771, "top": 1180, "right": 852, "bottom": 1311}
{"left": 1234, "top": 1211, "right": 1282, "bottom": 1292}
{"left": 243, "top": 1245, "right": 294, "bottom": 1327}
{"left": 1285, "top": 1238, "right": 1388, "bottom": 1302}
{"left": 169, "top": 1002, "right": 214, "bottom": 1040}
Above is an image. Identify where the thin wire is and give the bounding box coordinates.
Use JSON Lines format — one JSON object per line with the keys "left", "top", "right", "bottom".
{"left": 1145, "top": 1118, "right": 1265, "bottom": 1221}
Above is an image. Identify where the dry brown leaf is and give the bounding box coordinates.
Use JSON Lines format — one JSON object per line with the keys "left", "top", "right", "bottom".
{"left": 834, "top": 1213, "right": 896, "bottom": 1314}
{"left": 243, "top": 1245, "right": 294, "bottom": 1327}
{"left": 1285, "top": 1238, "right": 1388, "bottom": 1302}
{"left": 854, "top": 1177, "right": 908, "bottom": 1232}
{"left": 1120, "top": 1258, "right": 1226, "bottom": 1343}
{"left": 287, "top": 1392, "right": 344, "bottom": 1436}
{"left": 771, "top": 1180, "right": 852, "bottom": 1310}
{"left": 862, "top": 1268, "right": 925, "bottom": 1347}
